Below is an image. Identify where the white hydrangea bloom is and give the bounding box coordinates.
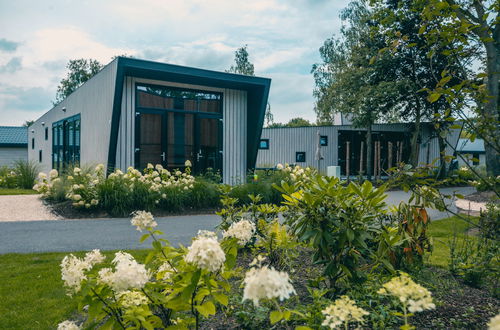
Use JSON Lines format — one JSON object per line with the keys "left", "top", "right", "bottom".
{"left": 147, "top": 163, "right": 154, "bottom": 169}
{"left": 130, "top": 210, "right": 157, "bottom": 232}
{"left": 196, "top": 230, "right": 217, "bottom": 240}
{"left": 223, "top": 219, "right": 256, "bottom": 245}
{"left": 73, "top": 167, "right": 81, "bottom": 175}
{"left": 322, "top": 296, "right": 369, "bottom": 329}
{"left": 98, "top": 252, "right": 149, "bottom": 293}
{"left": 117, "top": 290, "right": 149, "bottom": 308}
{"left": 378, "top": 272, "right": 435, "bottom": 313}
{"left": 57, "top": 320, "right": 80, "bottom": 330}
{"left": 242, "top": 258, "right": 296, "bottom": 306}
{"left": 184, "top": 236, "right": 225, "bottom": 272}
{"left": 488, "top": 313, "right": 500, "bottom": 330}
{"left": 185, "top": 160, "right": 192, "bottom": 167}
{"left": 49, "top": 169, "right": 58, "bottom": 179}
{"left": 157, "top": 261, "right": 175, "bottom": 281}
{"left": 83, "top": 249, "right": 106, "bottom": 266}
{"left": 60, "top": 255, "right": 89, "bottom": 295}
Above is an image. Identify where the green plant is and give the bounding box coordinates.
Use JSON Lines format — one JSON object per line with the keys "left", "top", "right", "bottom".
{"left": 277, "top": 177, "right": 388, "bottom": 289}
{"left": 0, "top": 166, "right": 18, "bottom": 188}
{"left": 13, "top": 160, "right": 39, "bottom": 189}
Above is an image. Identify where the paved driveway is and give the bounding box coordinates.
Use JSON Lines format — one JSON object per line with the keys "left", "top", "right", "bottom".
{"left": 0, "top": 187, "right": 474, "bottom": 254}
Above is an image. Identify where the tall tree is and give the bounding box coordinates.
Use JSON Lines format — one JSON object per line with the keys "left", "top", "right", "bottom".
{"left": 54, "top": 59, "right": 103, "bottom": 105}
{"left": 370, "top": 0, "right": 469, "bottom": 176}
{"left": 267, "top": 117, "right": 313, "bottom": 128}
{"left": 226, "top": 45, "right": 255, "bottom": 75}
{"left": 312, "top": 2, "right": 403, "bottom": 180}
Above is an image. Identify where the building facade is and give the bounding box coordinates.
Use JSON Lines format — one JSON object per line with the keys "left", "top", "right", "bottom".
{"left": 28, "top": 57, "right": 271, "bottom": 184}
{"left": 0, "top": 126, "right": 27, "bottom": 167}
{"left": 456, "top": 138, "right": 485, "bottom": 168}
{"left": 256, "top": 123, "right": 461, "bottom": 175}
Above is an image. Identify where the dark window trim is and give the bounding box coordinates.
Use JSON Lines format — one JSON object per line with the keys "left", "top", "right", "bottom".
{"left": 259, "top": 139, "right": 269, "bottom": 150}
{"left": 39, "top": 150, "right": 42, "bottom": 162}
{"left": 31, "top": 137, "right": 35, "bottom": 150}
{"left": 320, "top": 135, "right": 328, "bottom": 146}
{"left": 45, "top": 127, "right": 49, "bottom": 140}
{"left": 52, "top": 114, "right": 81, "bottom": 171}
{"left": 296, "top": 151, "right": 306, "bottom": 163}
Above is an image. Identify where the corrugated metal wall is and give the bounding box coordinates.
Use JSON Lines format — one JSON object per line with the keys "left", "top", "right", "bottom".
{"left": 0, "top": 148, "right": 27, "bottom": 167}
{"left": 257, "top": 123, "right": 460, "bottom": 173}
{"left": 28, "top": 60, "right": 118, "bottom": 173}
{"left": 115, "top": 78, "right": 247, "bottom": 185}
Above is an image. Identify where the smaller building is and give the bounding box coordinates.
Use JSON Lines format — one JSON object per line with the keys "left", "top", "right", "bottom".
{"left": 0, "top": 126, "right": 28, "bottom": 167}
{"left": 456, "top": 138, "right": 485, "bottom": 168}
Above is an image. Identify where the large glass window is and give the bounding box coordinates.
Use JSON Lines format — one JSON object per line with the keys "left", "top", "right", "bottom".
{"left": 136, "top": 85, "right": 222, "bottom": 114}
{"left": 52, "top": 114, "right": 81, "bottom": 171}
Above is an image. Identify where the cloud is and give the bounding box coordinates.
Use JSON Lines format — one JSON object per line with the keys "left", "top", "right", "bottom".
{"left": 0, "top": 57, "right": 22, "bottom": 73}
{"left": 0, "top": 38, "right": 19, "bottom": 52}
{"left": 0, "top": 85, "right": 53, "bottom": 112}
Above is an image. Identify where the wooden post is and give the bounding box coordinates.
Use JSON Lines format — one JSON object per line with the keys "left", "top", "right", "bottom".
{"left": 388, "top": 141, "right": 393, "bottom": 169}
{"left": 377, "top": 141, "right": 382, "bottom": 179}
{"left": 373, "top": 141, "right": 378, "bottom": 180}
{"left": 398, "top": 141, "right": 403, "bottom": 164}
{"left": 360, "top": 141, "right": 364, "bottom": 176}
{"left": 346, "top": 141, "right": 350, "bottom": 182}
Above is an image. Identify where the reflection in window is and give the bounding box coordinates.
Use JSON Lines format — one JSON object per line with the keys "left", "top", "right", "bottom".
{"left": 136, "top": 85, "right": 222, "bottom": 113}
{"left": 296, "top": 152, "right": 306, "bottom": 163}
{"left": 259, "top": 139, "right": 269, "bottom": 149}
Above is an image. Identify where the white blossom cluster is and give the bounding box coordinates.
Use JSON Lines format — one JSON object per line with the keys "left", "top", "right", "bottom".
{"left": 184, "top": 233, "right": 226, "bottom": 272}
{"left": 488, "top": 313, "right": 500, "bottom": 330}
{"left": 57, "top": 320, "right": 81, "bottom": 330}
{"left": 242, "top": 257, "right": 296, "bottom": 306}
{"left": 116, "top": 290, "right": 149, "bottom": 308}
{"left": 65, "top": 166, "right": 102, "bottom": 208}
{"left": 61, "top": 249, "right": 105, "bottom": 295}
{"left": 321, "top": 295, "right": 369, "bottom": 329}
{"left": 0, "top": 170, "right": 17, "bottom": 187}
{"left": 33, "top": 170, "right": 60, "bottom": 196}
{"left": 131, "top": 210, "right": 157, "bottom": 231}
{"left": 98, "top": 252, "right": 150, "bottom": 293}
{"left": 222, "top": 219, "right": 256, "bottom": 245}
{"left": 377, "top": 272, "right": 435, "bottom": 313}
{"left": 157, "top": 261, "right": 175, "bottom": 281}
{"left": 276, "top": 163, "right": 315, "bottom": 183}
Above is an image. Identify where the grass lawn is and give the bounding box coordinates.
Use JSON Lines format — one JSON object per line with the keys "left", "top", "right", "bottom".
{"left": 0, "top": 216, "right": 479, "bottom": 329}
{"left": 0, "top": 188, "right": 38, "bottom": 195}
{"left": 426, "top": 215, "right": 478, "bottom": 268}
{"left": 0, "top": 250, "right": 150, "bottom": 329}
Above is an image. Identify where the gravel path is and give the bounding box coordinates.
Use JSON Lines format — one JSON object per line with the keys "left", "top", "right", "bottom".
{"left": 0, "top": 195, "right": 60, "bottom": 221}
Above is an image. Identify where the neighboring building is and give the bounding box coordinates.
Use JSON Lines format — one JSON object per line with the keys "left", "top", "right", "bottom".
{"left": 28, "top": 57, "right": 271, "bottom": 184}
{"left": 0, "top": 126, "right": 28, "bottom": 167}
{"left": 456, "top": 138, "right": 485, "bottom": 167}
{"left": 257, "top": 123, "right": 461, "bottom": 176}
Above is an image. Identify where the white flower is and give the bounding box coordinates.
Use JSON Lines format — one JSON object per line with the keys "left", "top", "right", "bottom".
{"left": 72, "top": 184, "right": 80, "bottom": 190}
{"left": 488, "top": 313, "right": 500, "bottom": 330}
{"left": 378, "top": 272, "right": 435, "bottom": 313}
{"left": 98, "top": 252, "right": 150, "bottom": 293}
{"left": 322, "top": 296, "right": 369, "bottom": 329}
{"left": 49, "top": 169, "right": 58, "bottom": 179}
{"left": 242, "top": 259, "right": 295, "bottom": 307}
{"left": 117, "top": 290, "right": 149, "bottom": 308}
{"left": 185, "top": 236, "right": 225, "bottom": 272}
{"left": 131, "top": 210, "right": 157, "bottom": 232}
{"left": 72, "top": 194, "right": 81, "bottom": 201}
{"left": 223, "top": 219, "right": 256, "bottom": 245}
{"left": 276, "top": 163, "right": 284, "bottom": 170}
{"left": 196, "top": 230, "right": 217, "bottom": 239}
{"left": 157, "top": 262, "right": 175, "bottom": 281}
{"left": 57, "top": 320, "right": 80, "bottom": 330}
{"left": 67, "top": 175, "right": 73, "bottom": 180}
{"left": 73, "top": 167, "right": 81, "bottom": 175}
{"left": 83, "top": 249, "right": 105, "bottom": 266}
{"left": 91, "top": 199, "right": 99, "bottom": 205}
{"left": 185, "top": 160, "right": 192, "bottom": 167}
{"left": 147, "top": 163, "right": 154, "bottom": 169}
{"left": 38, "top": 172, "right": 47, "bottom": 179}
{"left": 60, "top": 255, "right": 89, "bottom": 295}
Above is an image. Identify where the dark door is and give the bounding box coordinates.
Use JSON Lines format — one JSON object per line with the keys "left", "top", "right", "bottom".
{"left": 138, "top": 113, "right": 164, "bottom": 170}
{"left": 195, "top": 117, "right": 222, "bottom": 174}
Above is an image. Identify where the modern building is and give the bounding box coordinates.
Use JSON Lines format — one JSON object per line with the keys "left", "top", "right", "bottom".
{"left": 28, "top": 57, "right": 271, "bottom": 184}
{"left": 256, "top": 123, "right": 461, "bottom": 176}
{"left": 0, "top": 126, "right": 28, "bottom": 167}
{"left": 456, "top": 138, "right": 485, "bottom": 168}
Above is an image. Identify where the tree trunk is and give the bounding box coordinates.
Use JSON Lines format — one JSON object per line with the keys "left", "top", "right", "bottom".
{"left": 410, "top": 102, "right": 422, "bottom": 167}
{"left": 483, "top": 42, "right": 500, "bottom": 176}
{"left": 437, "top": 129, "right": 447, "bottom": 179}
{"left": 366, "top": 124, "right": 373, "bottom": 181}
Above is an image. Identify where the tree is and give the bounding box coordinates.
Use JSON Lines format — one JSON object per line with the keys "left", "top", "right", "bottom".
{"left": 264, "top": 103, "right": 274, "bottom": 127}
{"left": 54, "top": 59, "right": 103, "bottom": 105}
{"left": 226, "top": 45, "right": 255, "bottom": 76}
{"left": 370, "top": 0, "right": 469, "bottom": 176}
{"left": 411, "top": 0, "right": 499, "bottom": 175}
{"left": 268, "top": 117, "right": 313, "bottom": 128}
{"left": 312, "top": 2, "right": 403, "bottom": 180}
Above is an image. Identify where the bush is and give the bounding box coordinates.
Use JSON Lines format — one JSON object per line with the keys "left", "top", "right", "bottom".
{"left": 13, "top": 160, "right": 39, "bottom": 189}
{"left": 0, "top": 166, "right": 17, "bottom": 188}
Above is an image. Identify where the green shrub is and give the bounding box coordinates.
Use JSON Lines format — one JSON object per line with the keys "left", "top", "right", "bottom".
{"left": 13, "top": 160, "right": 39, "bottom": 189}
{"left": 0, "top": 166, "right": 18, "bottom": 188}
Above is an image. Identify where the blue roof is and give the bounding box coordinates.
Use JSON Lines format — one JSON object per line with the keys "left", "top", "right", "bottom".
{"left": 0, "top": 126, "right": 28, "bottom": 146}
{"left": 457, "top": 138, "right": 484, "bottom": 152}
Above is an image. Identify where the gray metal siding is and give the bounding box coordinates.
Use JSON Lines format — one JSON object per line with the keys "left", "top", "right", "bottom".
{"left": 257, "top": 124, "right": 459, "bottom": 173}
{"left": 0, "top": 147, "right": 27, "bottom": 167}
{"left": 115, "top": 78, "right": 247, "bottom": 185}
{"left": 28, "top": 60, "right": 118, "bottom": 173}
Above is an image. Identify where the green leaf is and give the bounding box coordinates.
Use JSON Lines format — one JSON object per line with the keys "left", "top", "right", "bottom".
{"left": 140, "top": 233, "right": 150, "bottom": 243}
{"left": 195, "top": 301, "right": 216, "bottom": 317}
{"left": 428, "top": 93, "right": 441, "bottom": 103}
{"left": 213, "top": 292, "right": 229, "bottom": 306}
{"left": 270, "top": 311, "right": 283, "bottom": 324}
{"left": 295, "top": 327, "right": 314, "bottom": 330}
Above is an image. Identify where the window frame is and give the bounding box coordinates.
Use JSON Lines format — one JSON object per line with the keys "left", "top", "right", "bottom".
{"left": 52, "top": 114, "right": 81, "bottom": 171}
{"left": 296, "top": 151, "right": 306, "bottom": 163}
{"left": 320, "top": 135, "right": 328, "bottom": 146}
{"left": 259, "top": 139, "right": 270, "bottom": 150}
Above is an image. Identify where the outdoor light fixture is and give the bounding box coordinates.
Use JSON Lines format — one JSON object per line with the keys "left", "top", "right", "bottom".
{"left": 31, "top": 129, "right": 34, "bottom": 133}
{"left": 41, "top": 122, "right": 45, "bottom": 126}
{"left": 62, "top": 107, "right": 66, "bottom": 112}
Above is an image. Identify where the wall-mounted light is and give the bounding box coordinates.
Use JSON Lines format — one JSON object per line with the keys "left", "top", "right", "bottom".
{"left": 62, "top": 107, "right": 67, "bottom": 112}
{"left": 31, "top": 129, "right": 35, "bottom": 133}
{"left": 41, "top": 122, "right": 45, "bottom": 126}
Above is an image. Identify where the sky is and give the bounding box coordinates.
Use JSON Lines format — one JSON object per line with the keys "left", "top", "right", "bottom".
{"left": 0, "top": 0, "right": 351, "bottom": 126}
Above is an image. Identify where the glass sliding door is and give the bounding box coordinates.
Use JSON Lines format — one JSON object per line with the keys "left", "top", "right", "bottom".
{"left": 135, "top": 84, "right": 223, "bottom": 176}
{"left": 52, "top": 114, "right": 81, "bottom": 172}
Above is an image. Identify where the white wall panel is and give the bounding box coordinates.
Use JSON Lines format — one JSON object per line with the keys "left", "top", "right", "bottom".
{"left": 0, "top": 148, "right": 27, "bottom": 167}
